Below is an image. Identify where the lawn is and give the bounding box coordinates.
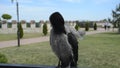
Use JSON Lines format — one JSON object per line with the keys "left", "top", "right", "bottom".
{"left": 78, "top": 32, "right": 120, "bottom": 68}
{"left": 0, "top": 33, "right": 49, "bottom": 41}
{"left": 0, "top": 32, "right": 120, "bottom": 68}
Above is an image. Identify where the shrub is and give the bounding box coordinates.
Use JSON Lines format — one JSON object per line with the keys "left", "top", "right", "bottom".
{"left": 93, "top": 23, "right": 97, "bottom": 30}
{"left": 0, "top": 53, "right": 8, "bottom": 63}
{"left": 75, "top": 24, "right": 79, "bottom": 31}
{"left": 18, "top": 23, "right": 24, "bottom": 38}
{"left": 43, "top": 23, "right": 48, "bottom": 35}
{"left": 85, "top": 22, "right": 89, "bottom": 31}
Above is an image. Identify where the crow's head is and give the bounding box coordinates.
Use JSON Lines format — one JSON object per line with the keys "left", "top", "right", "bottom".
{"left": 49, "top": 12, "right": 66, "bottom": 34}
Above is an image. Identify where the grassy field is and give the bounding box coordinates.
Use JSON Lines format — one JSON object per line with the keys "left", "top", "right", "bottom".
{"left": 0, "top": 32, "right": 120, "bottom": 68}
{"left": 0, "top": 33, "right": 49, "bottom": 41}
{"left": 79, "top": 32, "right": 120, "bottom": 68}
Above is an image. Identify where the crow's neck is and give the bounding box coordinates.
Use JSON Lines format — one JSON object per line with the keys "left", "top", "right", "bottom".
{"left": 52, "top": 26, "right": 66, "bottom": 34}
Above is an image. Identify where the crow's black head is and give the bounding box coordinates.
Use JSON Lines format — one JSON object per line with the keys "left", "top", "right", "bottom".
{"left": 49, "top": 12, "right": 66, "bottom": 34}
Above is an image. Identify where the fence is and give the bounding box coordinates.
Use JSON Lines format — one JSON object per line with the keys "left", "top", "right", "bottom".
{"left": 0, "top": 20, "right": 76, "bottom": 34}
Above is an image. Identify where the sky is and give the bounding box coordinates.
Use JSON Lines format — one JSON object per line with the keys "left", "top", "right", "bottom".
{"left": 0, "top": 0, "right": 120, "bottom": 22}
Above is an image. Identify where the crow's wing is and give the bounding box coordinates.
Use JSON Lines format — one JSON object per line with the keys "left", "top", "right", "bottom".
{"left": 67, "top": 32, "right": 78, "bottom": 67}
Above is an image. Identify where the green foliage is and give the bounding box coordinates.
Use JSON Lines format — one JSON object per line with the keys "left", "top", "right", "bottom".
{"left": 0, "top": 53, "right": 8, "bottom": 63}
{"left": 85, "top": 22, "right": 89, "bottom": 31}
{"left": 75, "top": 24, "right": 79, "bottom": 31}
{"left": 18, "top": 23, "right": 24, "bottom": 38}
{"left": 1, "top": 14, "right": 12, "bottom": 20}
{"left": 7, "top": 23, "right": 12, "bottom": 28}
{"left": 26, "top": 23, "right": 31, "bottom": 28}
{"left": 93, "top": 23, "right": 97, "bottom": 30}
{"left": 112, "top": 3, "right": 120, "bottom": 33}
{"left": 43, "top": 23, "right": 48, "bottom": 35}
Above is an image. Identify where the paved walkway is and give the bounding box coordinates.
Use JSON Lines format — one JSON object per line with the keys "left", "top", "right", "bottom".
{"left": 0, "top": 28, "right": 114, "bottom": 48}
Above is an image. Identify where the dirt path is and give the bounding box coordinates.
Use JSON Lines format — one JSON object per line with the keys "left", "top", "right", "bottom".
{"left": 0, "top": 28, "right": 114, "bottom": 48}
{"left": 0, "top": 36, "right": 49, "bottom": 48}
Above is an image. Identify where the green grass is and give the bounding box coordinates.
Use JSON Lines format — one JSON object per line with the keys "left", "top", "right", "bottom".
{"left": 0, "top": 42, "right": 57, "bottom": 65}
{"left": 78, "top": 32, "right": 120, "bottom": 68}
{"left": 0, "top": 33, "right": 49, "bottom": 41}
{"left": 0, "top": 32, "right": 120, "bottom": 68}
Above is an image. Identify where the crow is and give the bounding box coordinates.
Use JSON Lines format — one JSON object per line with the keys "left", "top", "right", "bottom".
{"left": 49, "top": 12, "right": 78, "bottom": 68}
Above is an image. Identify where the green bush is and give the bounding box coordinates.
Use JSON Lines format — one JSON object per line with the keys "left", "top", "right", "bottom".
{"left": 75, "top": 24, "right": 79, "bottom": 31}
{"left": 43, "top": 23, "right": 48, "bottom": 35}
{"left": 18, "top": 23, "right": 24, "bottom": 38}
{"left": 93, "top": 23, "right": 97, "bottom": 30}
{"left": 85, "top": 22, "right": 89, "bottom": 31}
{"left": 0, "top": 53, "right": 8, "bottom": 63}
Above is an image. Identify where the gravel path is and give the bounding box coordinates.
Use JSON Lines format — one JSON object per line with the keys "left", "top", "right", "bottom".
{"left": 0, "top": 36, "right": 49, "bottom": 48}
{"left": 0, "top": 28, "right": 114, "bottom": 48}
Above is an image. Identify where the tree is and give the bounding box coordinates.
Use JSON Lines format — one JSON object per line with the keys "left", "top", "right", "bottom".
{"left": 107, "top": 18, "right": 116, "bottom": 31}
{"left": 1, "top": 14, "right": 12, "bottom": 20}
{"left": 11, "top": 0, "right": 21, "bottom": 47}
{"left": 43, "top": 23, "right": 48, "bottom": 35}
{"left": 112, "top": 3, "right": 120, "bottom": 33}
{"left": 93, "top": 23, "right": 97, "bottom": 30}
